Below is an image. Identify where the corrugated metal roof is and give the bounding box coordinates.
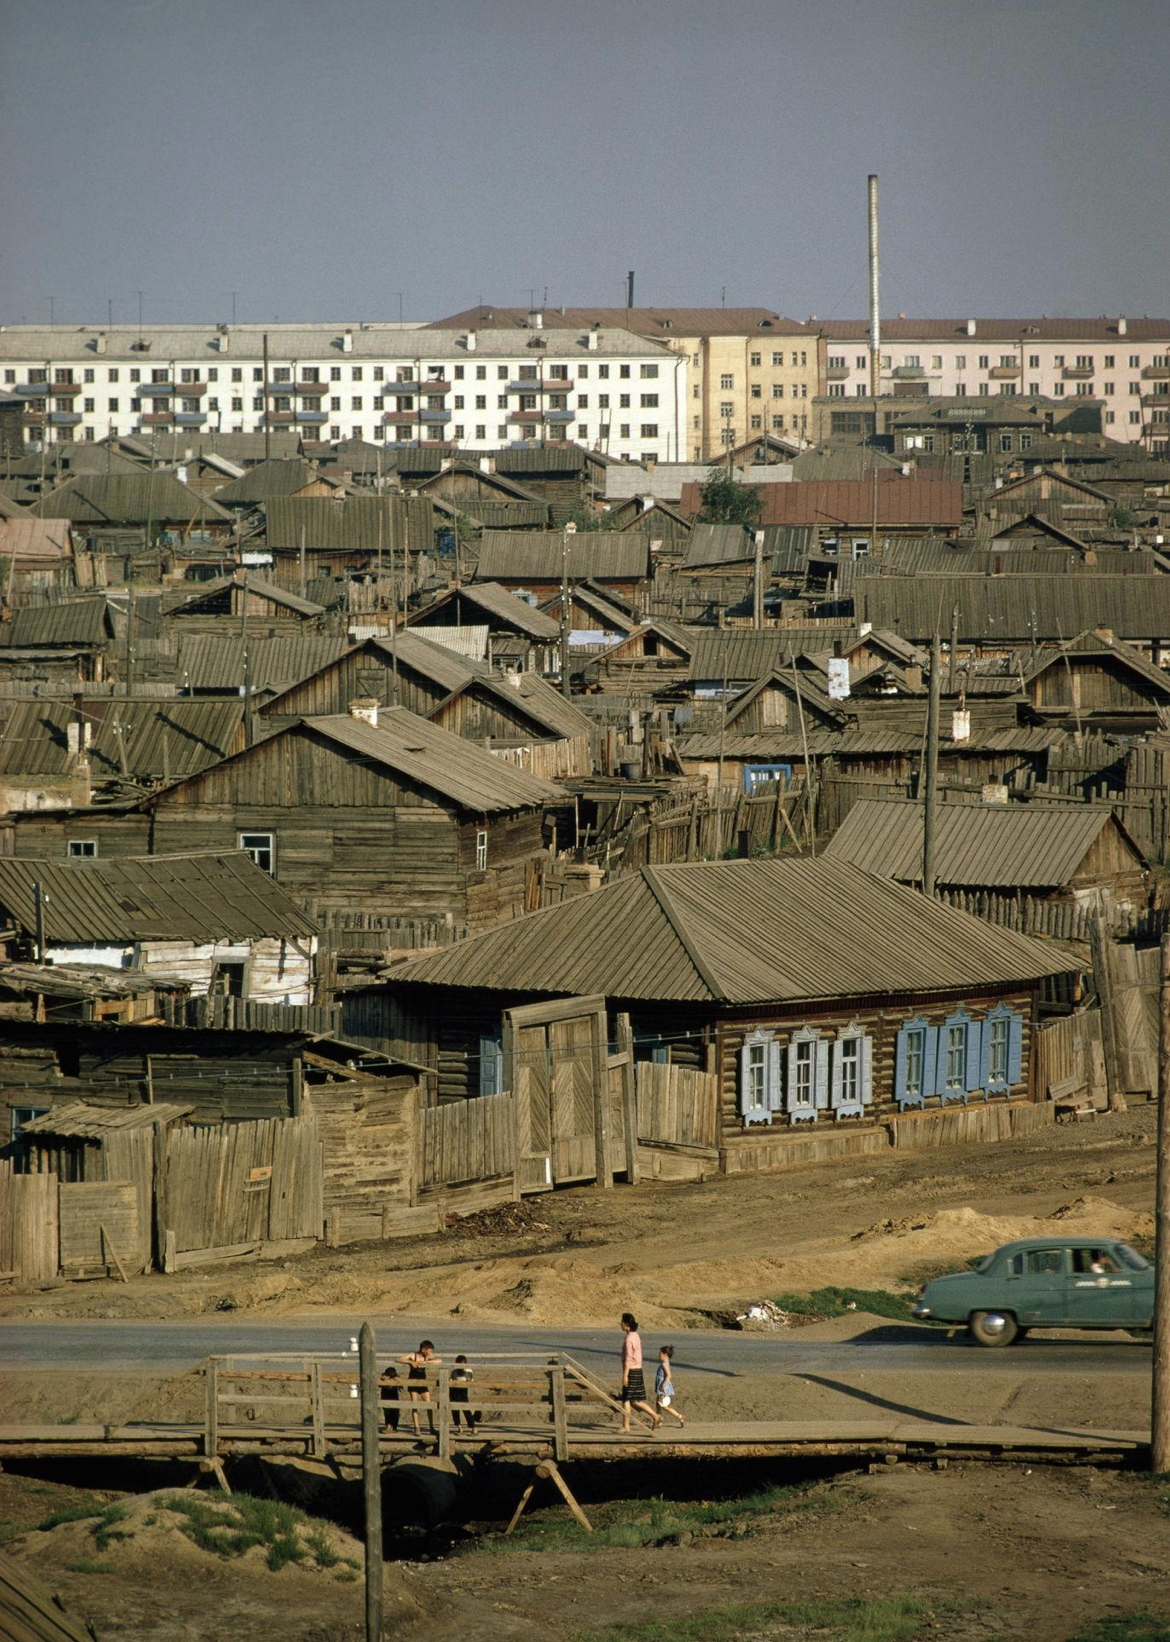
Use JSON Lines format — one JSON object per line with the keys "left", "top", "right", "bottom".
{"left": 430, "top": 305, "right": 813, "bottom": 339}
{"left": 213, "top": 458, "right": 327, "bottom": 505}
{"left": 301, "top": 709, "right": 567, "bottom": 812}
{"left": 22, "top": 1101, "right": 194, "bottom": 1136}
{"left": 0, "top": 851, "right": 319, "bottom": 944}
{"left": 681, "top": 479, "right": 965, "bottom": 529}
{"left": 851, "top": 575, "right": 1170, "bottom": 642}
{"left": 475, "top": 531, "right": 651, "bottom": 582}
{"left": 684, "top": 523, "right": 755, "bottom": 569}
{"left": 167, "top": 572, "right": 327, "bottom": 617}
{"left": 843, "top": 542, "right": 1157, "bottom": 578}
{"left": 0, "top": 697, "right": 245, "bottom": 780}
{"left": 824, "top": 798, "right": 1142, "bottom": 887}
{"left": 264, "top": 494, "right": 433, "bottom": 550}
{"left": 685, "top": 630, "right": 851, "bottom": 681}
{"left": 475, "top": 501, "right": 551, "bottom": 529}
{"left": 0, "top": 598, "right": 112, "bottom": 648}
{"left": 175, "top": 632, "right": 348, "bottom": 692}
{"left": 31, "top": 473, "right": 233, "bottom": 525}
{"left": 389, "top": 856, "right": 1073, "bottom": 1005}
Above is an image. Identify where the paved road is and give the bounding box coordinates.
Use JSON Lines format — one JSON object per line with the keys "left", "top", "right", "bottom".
{"left": 0, "top": 1317, "right": 1151, "bottom": 1376}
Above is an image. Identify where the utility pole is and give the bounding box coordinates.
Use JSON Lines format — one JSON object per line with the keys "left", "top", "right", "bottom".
{"left": 560, "top": 520, "right": 576, "bottom": 699}
{"left": 752, "top": 529, "right": 764, "bottom": 629}
{"left": 262, "top": 332, "right": 271, "bottom": 464}
{"left": 922, "top": 630, "right": 941, "bottom": 896}
{"left": 1153, "top": 931, "right": 1170, "bottom": 1473}
{"left": 359, "top": 1323, "right": 383, "bottom": 1642}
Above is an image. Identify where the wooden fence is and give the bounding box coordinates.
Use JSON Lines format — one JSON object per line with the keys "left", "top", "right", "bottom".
{"left": 635, "top": 1063, "right": 720, "bottom": 1150}
{"left": 420, "top": 1093, "right": 515, "bottom": 1190}
{"left": 162, "top": 1116, "right": 323, "bottom": 1259}
{"left": 607, "top": 780, "right": 808, "bottom": 876}
{"left": 58, "top": 1182, "right": 141, "bottom": 1277}
{"left": 0, "top": 1162, "right": 57, "bottom": 1284}
{"left": 170, "top": 995, "right": 342, "bottom": 1035}
{"left": 1033, "top": 1010, "right": 1106, "bottom": 1106}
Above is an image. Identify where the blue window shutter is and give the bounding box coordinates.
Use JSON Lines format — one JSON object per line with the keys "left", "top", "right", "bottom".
{"left": 979, "top": 1016, "right": 992, "bottom": 1089}
{"left": 966, "top": 1020, "right": 984, "bottom": 1095}
{"left": 1007, "top": 1012, "right": 1023, "bottom": 1086}
{"left": 894, "top": 1028, "right": 909, "bottom": 1101}
{"left": 830, "top": 1039, "right": 844, "bottom": 1109}
{"left": 860, "top": 1035, "right": 874, "bottom": 1104}
{"left": 767, "top": 1040, "right": 783, "bottom": 1111}
{"left": 479, "top": 1033, "right": 502, "bottom": 1097}
{"left": 815, "top": 1039, "right": 830, "bottom": 1108}
{"left": 924, "top": 1025, "right": 941, "bottom": 1097}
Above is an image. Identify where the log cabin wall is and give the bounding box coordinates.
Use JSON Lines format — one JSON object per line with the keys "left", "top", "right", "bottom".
{"left": 257, "top": 652, "right": 450, "bottom": 721}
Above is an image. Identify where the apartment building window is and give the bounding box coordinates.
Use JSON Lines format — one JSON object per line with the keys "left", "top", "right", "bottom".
{"left": 107, "top": 368, "right": 119, "bottom": 383}
{"left": 1130, "top": 382, "right": 1141, "bottom": 394}
{"left": 619, "top": 394, "right": 630, "bottom": 408}
{"left": 720, "top": 401, "right": 733, "bottom": 417}
{"left": 827, "top": 356, "right": 846, "bottom": 369}
{"left": 750, "top": 384, "right": 761, "bottom": 399}
{"left": 771, "top": 415, "right": 783, "bottom": 430}
{"left": 108, "top": 398, "right": 119, "bottom": 412}
{"left": 208, "top": 398, "right": 219, "bottom": 411}
{"left": 977, "top": 355, "right": 989, "bottom": 369}
{"left": 1075, "top": 383, "right": 1094, "bottom": 396}
{"left": 396, "top": 424, "right": 411, "bottom": 440}
{"left": 800, "top": 351, "right": 807, "bottom": 366}
{"left": 475, "top": 424, "right": 486, "bottom": 439}
{"left": 1130, "top": 355, "right": 1140, "bottom": 368}
{"left": 799, "top": 385, "right": 807, "bottom": 398}
{"left": 856, "top": 355, "right": 866, "bottom": 370}
{"left": 521, "top": 424, "right": 537, "bottom": 440}
{"left": 330, "top": 366, "right": 341, "bottom": 380}
{"left": 599, "top": 394, "right": 610, "bottom": 408}
{"left": 750, "top": 352, "right": 761, "bottom": 367}
{"left": 498, "top": 425, "right": 507, "bottom": 439}
{"left": 619, "top": 365, "right": 631, "bottom": 378}
{"left": 1104, "top": 382, "right": 1114, "bottom": 395}
{"left": 791, "top": 352, "right": 800, "bottom": 366}
{"left": 373, "top": 367, "right": 385, "bottom": 382}
{"left": 1020, "top": 433, "right": 1032, "bottom": 449}
{"left": 1075, "top": 355, "right": 1093, "bottom": 368}
{"left": 773, "top": 351, "right": 784, "bottom": 366}
{"left": 578, "top": 364, "right": 589, "bottom": 377}
{"left": 475, "top": 395, "right": 486, "bottom": 409}
{"left": 231, "top": 397, "right": 243, "bottom": 412}
{"left": 578, "top": 395, "right": 589, "bottom": 408}
{"left": 129, "top": 369, "right": 140, "bottom": 383}
{"left": 693, "top": 384, "right": 701, "bottom": 398}
{"left": 750, "top": 415, "right": 761, "bottom": 430}
{"left": 181, "top": 398, "right": 200, "bottom": 413}
{"left": 331, "top": 425, "right": 341, "bottom": 439}
{"left": 932, "top": 355, "right": 942, "bottom": 370}
{"left": 955, "top": 383, "right": 966, "bottom": 397}
{"left": 720, "top": 374, "right": 733, "bottom": 390}
{"left": 598, "top": 364, "right": 609, "bottom": 378}
{"left": 720, "top": 428, "right": 734, "bottom": 445}
{"left": 1054, "top": 354, "right": 1065, "bottom": 367}
{"left": 955, "top": 355, "right": 965, "bottom": 370}
{"left": 1105, "top": 411, "right": 1115, "bottom": 425}
{"left": 620, "top": 424, "right": 630, "bottom": 438}
{"left": 977, "top": 384, "right": 990, "bottom": 396}
{"left": 352, "top": 367, "right": 363, "bottom": 381}
{"left": 1104, "top": 355, "right": 1115, "bottom": 368}
{"left": 303, "top": 367, "right": 319, "bottom": 382}
{"left": 1054, "top": 382, "right": 1065, "bottom": 395}
{"left": 856, "top": 383, "right": 867, "bottom": 396}
{"left": 453, "top": 425, "right": 464, "bottom": 439}
{"left": 252, "top": 395, "right": 264, "bottom": 410}
{"left": 772, "top": 384, "right": 784, "bottom": 398}
{"left": 498, "top": 366, "right": 509, "bottom": 380}
{"left": 693, "top": 415, "right": 701, "bottom": 429}
{"left": 55, "top": 369, "right": 74, "bottom": 384}
{"left": 1029, "top": 382, "right": 1040, "bottom": 395}
{"left": 497, "top": 394, "right": 508, "bottom": 408}
{"left": 828, "top": 384, "right": 846, "bottom": 397}
{"left": 999, "top": 384, "right": 1017, "bottom": 395}
{"left": 550, "top": 365, "right": 569, "bottom": 381}
{"left": 1130, "top": 410, "right": 1141, "bottom": 424}
{"left": 476, "top": 365, "right": 486, "bottom": 380}
{"left": 83, "top": 397, "right": 94, "bottom": 412}
{"left": 452, "top": 366, "right": 464, "bottom": 380}
{"left": 330, "top": 396, "right": 340, "bottom": 410}
{"left": 83, "top": 368, "right": 94, "bottom": 383}
{"left": 454, "top": 395, "right": 464, "bottom": 409}
{"left": 640, "top": 423, "right": 658, "bottom": 438}
{"left": 1028, "top": 354, "right": 1040, "bottom": 368}
{"left": 999, "top": 433, "right": 1013, "bottom": 452}
{"left": 130, "top": 398, "right": 141, "bottom": 412}
{"left": 640, "top": 393, "right": 658, "bottom": 407}
{"left": 905, "top": 354, "right": 920, "bottom": 367}
{"left": 640, "top": 363, "right": 659, "bottom": 378}
{"left": 578, "top": 423, "right": 588, "bottom": 438}
{"left": 231, "top": 367, "right": 242, "bottom": 382}
{"left": 252, "top": 367, "right": 263, "bottom": 381}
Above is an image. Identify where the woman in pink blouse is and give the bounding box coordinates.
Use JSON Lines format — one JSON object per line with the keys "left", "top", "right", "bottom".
{"left": 619, "top": 1312, "right": 662, "bottom": 1433}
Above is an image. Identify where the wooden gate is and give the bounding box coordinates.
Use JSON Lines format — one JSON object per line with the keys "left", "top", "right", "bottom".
{"left": 505, "top": 997, "right": 635, "bottom": 1192}
{"left": 0, "top": 1162, "right": 58, "bottom": 1284}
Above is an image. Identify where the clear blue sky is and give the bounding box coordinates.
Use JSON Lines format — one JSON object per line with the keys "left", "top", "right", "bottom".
{"left": 2, "top": 0, "right": 1166, "bottom": 325}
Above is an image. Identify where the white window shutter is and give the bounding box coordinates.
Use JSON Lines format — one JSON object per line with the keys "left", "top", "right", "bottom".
{"left": 767, "top": 1040, "right": 783, "bottom": 1111}
{"left": 815, "top": 1038, "right": 830, "bottom": 1108}
{"left": 830, "top": 1039, "right": 843, "bottom": 1109}
{"left": 738, "top": 1044, "right": 752, "bottom": 1117}
{"left": 860, "top": 1035, "right": 873, "bottom": 1104}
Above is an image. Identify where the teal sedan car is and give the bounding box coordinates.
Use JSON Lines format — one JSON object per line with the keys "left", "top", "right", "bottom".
{"left": 912, "top": 1236, "right": 1154, "bottom": 1346}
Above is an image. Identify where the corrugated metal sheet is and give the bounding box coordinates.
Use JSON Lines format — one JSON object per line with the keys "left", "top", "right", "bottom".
{"left": 214, "top": 458, "right": 325, "bottom": 505}
{"left": 824, "top": 798, "right": 1138, "bottom": 888}
{"left": 390, "top": 856, "right": 1073, "bottom": 1005}
{"left": 843, "top": 542, "right": 1157, "bottom": 578}
{"left": 303, "top": 709, "right": 566, "bottom": 812}
{"left": 31, "top": 473, "right": 233, "bottom": 525}
{"left": 851, "top": 575, "right": 1170, "bottom": 642}
{"left": 0, "top": 598, "right": 111, "bottom": 648}
{"left": 264, "top": 494, "right": 433, "bottom": 550}
{"left": 175, "top": 632, "right": 348, "bottom": 692}
{"left": 685, "top": 630, "right": 849, "bottom": 681}
{"left": 0, "top": 697, "right": 245, "bottom": 780}
{"left": 474, "top": 501, "right": 551, "bottom": 529}
{"left": 676, "top": 727, "right": 1063, "bottom": 759}
{"left": 0, "top": 851, "right": 319, "bottom": 944}
{"left": 684, "top": 523, "right": 754, "bottom": 569}
{"left": 476, "top": 531, "right": 651, "bottom": 582}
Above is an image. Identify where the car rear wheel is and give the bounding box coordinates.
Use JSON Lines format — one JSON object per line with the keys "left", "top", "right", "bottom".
{"left": 968, "top": 1310, "right": 1018, "bottom": 1347}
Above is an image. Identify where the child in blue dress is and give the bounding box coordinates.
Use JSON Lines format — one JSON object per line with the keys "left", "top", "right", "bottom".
{"left": 655, "top": 1345, "right": 686, "bottom": 1427}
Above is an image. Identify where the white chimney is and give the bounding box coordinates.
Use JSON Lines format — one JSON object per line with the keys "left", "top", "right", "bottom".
{"left": 528, "top": 310, "right": 543, "bottom": 330}
{"left": 966, "top": 319, "right": 977, "bottom": 336}
{"left": 465, "top": 330, "right": 477, "bottom": 352}
{"left": 479, "top": 456, "right": 492, "bottom": 473}
{"left": 95, "top": 332, "right": 107, "bottom": 356}
{"left": 348, "top": 696, "right": 379, "bottom": 726}
{"left": 586, "top": 329, "right": 599, "bottom": 351}
{"left": 342, "top": 330, "right": 354, "bottom": 354}
{"left": 1118, "top": 316, "right": 1128, "bottom": 336}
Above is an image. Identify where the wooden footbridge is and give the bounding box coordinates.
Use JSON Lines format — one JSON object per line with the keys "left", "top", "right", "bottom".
{"left": 0, "top": 1354, "right": 1149, "bottom": 1481}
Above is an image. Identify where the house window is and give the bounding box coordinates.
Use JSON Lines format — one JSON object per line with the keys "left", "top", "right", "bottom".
{"left": 67, "top": 839, "right": 97, "bottom": 857}
{"left": 786, "top": 1028, "right": 826, "bottom": 1123}
{"left": 640, "top": 393, "right": 658, "bottom": 408}
{"left": 11, "top": 1106, "right": 49, "bottom": 1146}
{"left": 640, "top": 363, "right": 659, "bottom": 378}
{"left": 894, "top": 1015, "right": 933, "bottom": 1110}
{"left": 981, "top": 1003, "right": 1022, "bottom": 1092}
{"left": 831, "top": 1025, "right": 873, "bottom": 1119}
{"left": 945, "top": 1021, "right": 966, "bottom": 1091}
{"left": 750, "top": 352, "right": 761, "bottom": 367}
{"left": 478, "top": 1030, "right": 504, "bottom": 1096}
{"left": 720, "top": 374, "right": 733, "bottom": 390}
{"left": 640, "top": 423, "right": 658, "bottom": 438}
{"left": 239, "top": 831, "right": 274, "bottom": 873}
{"left": 475, "top": 829, "right": 488, "bottom": 871}
{"left": 773, "top": 351, "right": 784, "bottom": 366}
{"left": 987, "top": 1015, "right": 1008, "bottom": 1086}
{"left": 739, "top": 1028, "right": 776, "bottom": 1125}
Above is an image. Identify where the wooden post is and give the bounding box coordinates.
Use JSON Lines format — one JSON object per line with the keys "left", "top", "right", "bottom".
{"left": 550, "top": 1365, "right": 569, "bottom": 1463}
{"left": 618, "top": 1013, "right": 639, "bottom": 1185}
{"left": 1090, "top": 915, "right": 1127, "bottom": 1113}
{"left": 922, "top": 631, "right": 941, "bottom": 897}
{"left": 591, "top": 1008, "right": 612, "bottom": 1189}
{"left": 504, "top": 1014, "right": 522, "bottom": 1202}
{"left": 204, "top": 1360, "right": 218, "bottom": 1459}
{"left": 310, "top": 1360, "right": 325, "bottom": 1459}
{"left": 32, "top": 880, "right": 45, "bottom": 963}
{"left": 163, "top": 1228, "right": 176, "bottom": 1275}
{"left": 1153, "top": 931, "right": 1170, "bottom": 1473}
{"left": 359, "top": 1323, "right": 383, "bottom": 1642}
{"left": 435, "top": 1366, "right": 451, "bottom": 1460}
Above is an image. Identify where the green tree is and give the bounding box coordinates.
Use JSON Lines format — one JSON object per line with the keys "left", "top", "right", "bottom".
{"left": 697, "top": 472, "right": 763, "bottom": 528}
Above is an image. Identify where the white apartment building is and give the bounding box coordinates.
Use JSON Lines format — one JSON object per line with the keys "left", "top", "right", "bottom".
{"left": 0, "top": 321, "right": 688, "bottom": 463}
{"left": 818, "top": 318, "right": 1170, "bottom": 449}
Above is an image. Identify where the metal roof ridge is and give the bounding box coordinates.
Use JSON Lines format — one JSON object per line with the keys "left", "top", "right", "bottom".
{"left": 641, "top": 864, "right": 727, "bottom": 1003}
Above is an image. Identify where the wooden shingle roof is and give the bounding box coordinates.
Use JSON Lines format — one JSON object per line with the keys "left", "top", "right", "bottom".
{"left": 389, "top": 856, "right": 1073, "bottom": 1005}
{"left": 475, "top": 531, "right": 651, "bottom": 582}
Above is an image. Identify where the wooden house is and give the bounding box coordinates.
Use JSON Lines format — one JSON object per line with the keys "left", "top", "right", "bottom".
{"left": 0, "top": 851, "right": 320, "bottom": 1003}
{"left": 412, "top": 461, "right": 548, "bottom": 512}
{"left": 602, "top": 495, "right": 692, "bottom": 541}
{"left": 492, "top": 445, "right": 605, "bottom": 520}
{"left": 1021, "top": 630, "right": 1170, "bottom": 732}
{"left": 30, "top": 473, "right": 235, "bottom": 543}
{"left": 262, "top": 495, "right": 434, "bottom": 581}
{"left": 211, "top": 457, "right": 341, "bottom": 509}
{"left": 824, "top": 798, "right": 1147, "bottom": 913}
{"left": 12, "top": 706, "right": 568, "bottom": 931}
{"left": 162, "top": 572, "right": 332, "bottom": 637}
{"left": 474, "top": 531, "right": 652, "bottom": 599}
{"left": 406, "top": 581, "right": 561, "bottom": 673}
{"left": 384, "top": 856, "right": 1074, "bottom": 1178}
{"left": 0, "top": 518, "right": 74, "bottom": 592}
{"left": 0, "top": 597, "right": 115, "bottom": 687}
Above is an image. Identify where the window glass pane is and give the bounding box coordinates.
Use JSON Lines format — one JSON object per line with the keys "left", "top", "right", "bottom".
{"left": 841, "top": 1038, "right": 859, "bottom": 1103}
{"left": 988, "top": 1017, "right": 1008, "bottom": 1082}
{"left": 946, "top": 1024, "right": 966, "bottom": 1087}
{"left": 1024, "top": 1248, "right": 1064, "bottom": 1276}
{"left": 795, "top": 1040, "right": 813, "bottom": 1103}
{"left": 905, "top": 1029, "right": 924, "bottom": 1095}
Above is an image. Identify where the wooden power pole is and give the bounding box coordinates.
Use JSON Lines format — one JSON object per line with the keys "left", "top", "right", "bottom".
{"left": 922, "top": 631, "right": 941, "bottom": 896}
{"left": 359, "top": 1323, "right": 383, "bottom": 1642}
{"left": 1153, "top": 933, "right": 1170, "bottom": 1472}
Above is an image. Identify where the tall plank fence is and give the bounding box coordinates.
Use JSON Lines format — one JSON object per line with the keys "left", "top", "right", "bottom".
{"left": 0, "top": 1161, "right": 57, "bottom": 1284}
{"left": 420, "top": 1093, "right": 515, "bottom": 1190}
{"left": 635, "top": 1063, "right": 720, "bottom": 1150}
{"left": 163, "top": 1116, "right": 324, "bottom": 1256}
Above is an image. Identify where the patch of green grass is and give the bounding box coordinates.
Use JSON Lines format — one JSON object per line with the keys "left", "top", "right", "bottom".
{"left": 771, "top": 1286, "right": 917, "bottom": 1324}
{"left": 484, "top": 1479, "right": 839, "bottom": 1555}
{"left": 92, "top": 1504, "right": 130, "bottom": 1553}
{"left": 334, "top": 1568, "right": 359, "bottom": 1582}
{"left": 1062, "top": 1616, "right": 1170, "bottom": 1642}
{"left": 570, "top": 1592, "right": 960, "bottom": 1642}
{"left": 304, "top": 1528, "right": 340, "bottom": 1568}
{"left": 66, "top": 1558, "right": 115, "bottom": 1576}
{"left": 32, "top": 1503, "right": 105, "bottom": 1532}
{"left": 0, "top": 1488, "right": 113, "bottom": 1547}
{"left": 160, "top": 1490, "right": 310, "bottom": 1569}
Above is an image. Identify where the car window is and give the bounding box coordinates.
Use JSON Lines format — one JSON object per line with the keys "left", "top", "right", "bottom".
{"left": 973, "top": 1252, "right": 995, "bottom": 1273}
{"left": 1023, "top": 1248, "right": 1065, "bottom": 1276}
{"left": 1072, "top": 1247, "right": 1118, "bottom": 1274}
{"left": 1115, "top": 1243, "right": 1151, "bottom": 1271}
